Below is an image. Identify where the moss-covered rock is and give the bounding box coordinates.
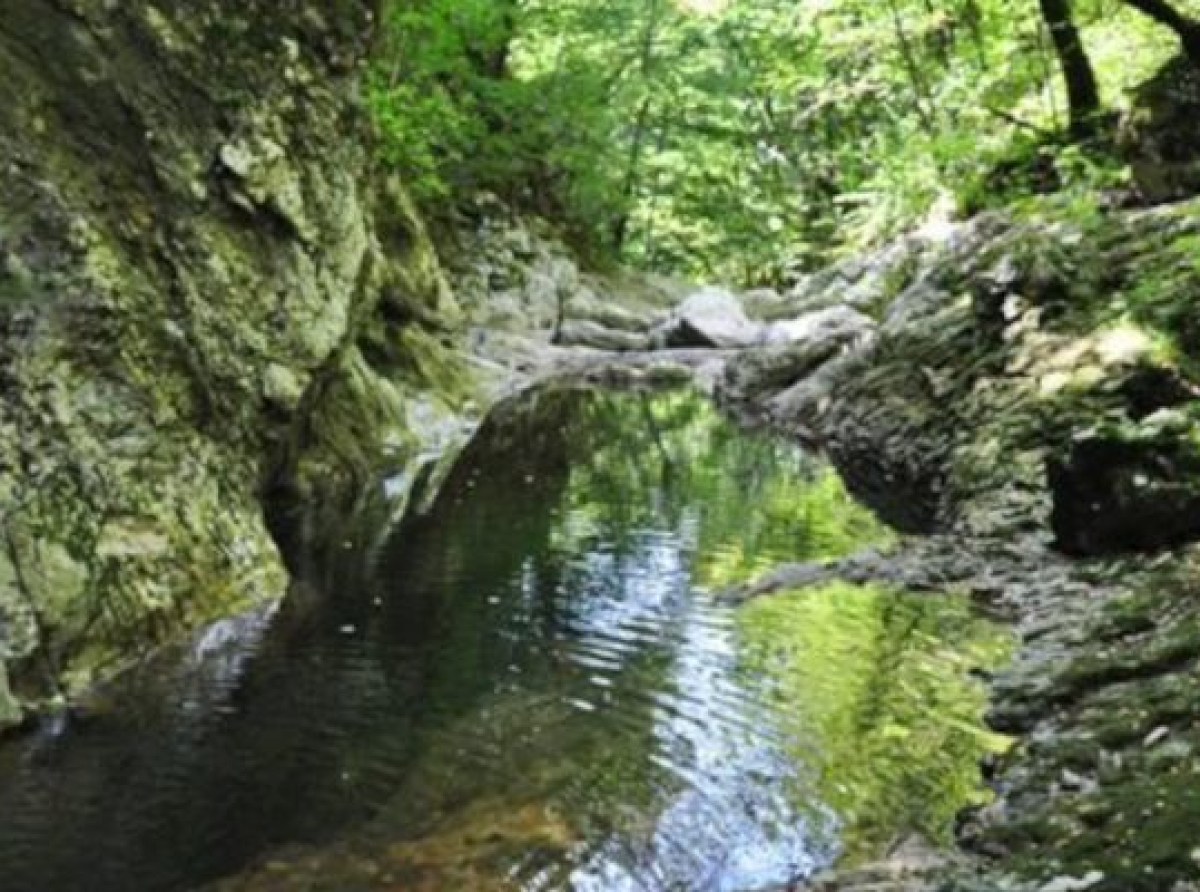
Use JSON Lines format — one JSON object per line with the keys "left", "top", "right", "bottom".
{"left": 714, "top": 193, "right": 1200, "bottom": 887}
{"left": 0, "top": 1, "right": 473, "bottom": 729}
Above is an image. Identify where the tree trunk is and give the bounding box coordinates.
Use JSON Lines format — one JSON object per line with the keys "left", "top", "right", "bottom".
{"left": 1120, "top": 0, "right": 1200, "bottom": 66}
{"left": 611, "top": 0, "right": 665, "bottom": 253}
{"left": 885, "top": 0, "right": 936, "bottom": 132}
{"left": 611, "top": 98, "right": 654, "bottom": 251}
{"left": 1037, "top": 0, "right": 1102, "bottom": 139}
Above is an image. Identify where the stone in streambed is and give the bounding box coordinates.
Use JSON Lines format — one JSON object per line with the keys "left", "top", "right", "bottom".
{"left": 720, "top": 308, "right": 874, "bottom": 402}
{"left": 556, "top": 320, "right": 648, "bottom": 352}
{"left": 652, "top": 287, "right": 764, "bottom": 349}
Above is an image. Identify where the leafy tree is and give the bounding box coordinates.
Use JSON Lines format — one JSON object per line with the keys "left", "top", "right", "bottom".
{"left": 369, "top": 0, "right": 1194, "bottom": 282}
{"left": 1119, "top": 0, "right": 1200, "bottom": 64}
{"left": 1038, "top": 0, "right": 1102, "bottom": 139}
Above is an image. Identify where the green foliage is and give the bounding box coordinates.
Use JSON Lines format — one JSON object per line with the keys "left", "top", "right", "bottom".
{"left": 367, "top": 0, "right": 517, "bottom": 202}
{"left": 370, "top": 0, "right": 1191, "bottom": 282}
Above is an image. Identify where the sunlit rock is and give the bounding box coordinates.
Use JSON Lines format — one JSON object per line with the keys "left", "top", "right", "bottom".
{"left": 653, "top": 287, "right": 764, "bottom": 348}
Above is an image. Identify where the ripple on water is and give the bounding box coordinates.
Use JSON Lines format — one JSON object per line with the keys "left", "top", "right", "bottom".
{"left": 0, "top": 387, "right": 1007, "bottom": 892}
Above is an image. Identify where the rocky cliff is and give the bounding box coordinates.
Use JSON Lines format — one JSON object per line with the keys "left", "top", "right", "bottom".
{"left": 0, "top": 1, "right": 472, "bottom": 729}
{"left": 703, "top": 192, "right": 1200, "bottom": 890}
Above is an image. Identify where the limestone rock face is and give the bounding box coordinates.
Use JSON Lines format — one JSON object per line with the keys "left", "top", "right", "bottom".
{"left": 446, "top": 199, "right": 680, "bottom": 347}
{"left": 0, "top": 1, "right": 468, "bottom": 726}
{"left": 448, "top": 201, "right": 577, "bottom": 336}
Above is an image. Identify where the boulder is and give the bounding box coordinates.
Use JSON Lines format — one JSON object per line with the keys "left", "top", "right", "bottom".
{"left": 764, "top": 306, "right": 874, "bottom": 346}
{"left": 556, "top": 320, "right": 647, "bottom": 352}
{"left": 741, "top": 287, "right": 794, "bottom": 321}
{"left": 721, "top": 339, "right": 845, "bottom": 403}
{"left": 722, "top": 307, "right": 874, "bottom": 401}
{"left": 654, "top": 287, "right": 764, "bottom": 349}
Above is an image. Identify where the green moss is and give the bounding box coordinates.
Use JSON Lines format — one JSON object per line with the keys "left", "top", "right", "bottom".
{"left": 0, "top": 0, "right": 432, "bottom": 718}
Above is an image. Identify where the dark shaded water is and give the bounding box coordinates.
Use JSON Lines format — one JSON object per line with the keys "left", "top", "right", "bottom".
{"left": 0, "top": 388, "right": 1007, "bottom": 892}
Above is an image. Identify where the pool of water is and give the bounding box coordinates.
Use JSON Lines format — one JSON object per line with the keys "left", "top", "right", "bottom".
{"left": 0, "top": 387, "right": 1008, "bottom": 892}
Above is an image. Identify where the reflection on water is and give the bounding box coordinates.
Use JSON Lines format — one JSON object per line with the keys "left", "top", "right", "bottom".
{"left": 0, "top": 387, "right": 1007, "bottom": 892}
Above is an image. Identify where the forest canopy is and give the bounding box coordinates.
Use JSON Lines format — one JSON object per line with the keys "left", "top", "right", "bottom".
{"left": 368, "top": 0, "right": 1200, "bottom": 283}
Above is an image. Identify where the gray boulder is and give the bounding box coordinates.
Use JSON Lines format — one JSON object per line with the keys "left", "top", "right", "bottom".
{"left": 556, "top": 320, "right": 648, "bottom": 352}
{"left": 764, "top": 306, "right": 874, "bottom": 346}
{"left": 654, "top": 288, "right": 764, "bottom": 348}
{"left": 721, "top": 339, "right": 845, "bottom": 404}
{"left": 741, "top": 287, "right": 795, "bottom": 321}
{"left": 722, "top": 307, "right": 874, "bottom": 403}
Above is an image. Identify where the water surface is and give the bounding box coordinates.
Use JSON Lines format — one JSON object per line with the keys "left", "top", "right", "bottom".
{"left": 0, "top": 387, "right": 1007, "bottom": 892}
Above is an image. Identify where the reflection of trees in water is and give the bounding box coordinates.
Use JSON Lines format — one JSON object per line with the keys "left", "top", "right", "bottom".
{"left": 739, "top": 584, "right": 1010, "bottom": 864}
{"left": 551, "top": 387, "right": 887, "bottom": 583}
{"left": 357, "top": 384, "right": 873, "bottom": 882}
{"left": 346, "top": 388, "right": 701, "bottom": 845}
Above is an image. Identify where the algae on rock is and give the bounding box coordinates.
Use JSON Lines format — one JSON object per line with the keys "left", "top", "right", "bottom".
{"left": 0, "top": 1, "right": 474, "bottom": 728}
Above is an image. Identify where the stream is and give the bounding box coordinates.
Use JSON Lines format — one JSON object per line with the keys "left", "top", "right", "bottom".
{"left": 0, "top": 387, "right": 1008, "bottom": 892}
